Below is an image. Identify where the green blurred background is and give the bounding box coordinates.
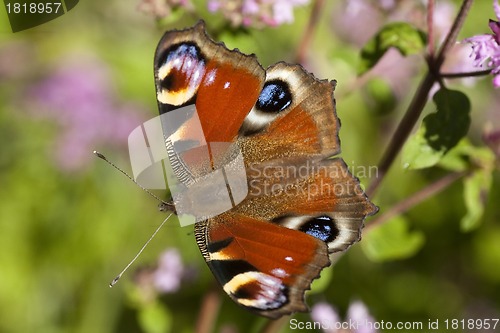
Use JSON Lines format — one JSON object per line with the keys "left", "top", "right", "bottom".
{"left": 0, "top": 1, "right": 499, "bottom": 332}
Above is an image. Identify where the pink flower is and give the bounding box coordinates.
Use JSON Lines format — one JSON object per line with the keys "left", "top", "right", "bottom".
{"left": 310, "top": 302, "right": 340, "bottom": 333}
{"left": 272, "top": 0, "right": 309, "bottom": 25}
{"left": 311, "top": 300, "right": 378, "bottom": 333}
{"left": 137, "top": 0, "right": 193, "bottom": 19}
{"left": 207, "top": 0, "right": 220, "bottom": 12}
{"left": 463, "top": 0, "right": 500, "bottom": 88}
{"left": 28, "top": 54, "right": 145, "bottom": 172}
{"left": 153, "top": 249, "right": 185, "bottom": 293}
{"left": 133, "top": 247, "right": 198, "bottom": 301}
{"left": 208, "top": 0, "right": 310, "bottom": 28}
{"left": 347, "top": 301, "right": 378, "bottom": 333}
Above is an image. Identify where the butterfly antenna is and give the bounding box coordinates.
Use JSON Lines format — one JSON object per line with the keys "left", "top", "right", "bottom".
{"left": 93, "top": 150, "right": 170, "bottom": 206}
{"left": 109, "top": 211, "right": 174, "bottom": 287}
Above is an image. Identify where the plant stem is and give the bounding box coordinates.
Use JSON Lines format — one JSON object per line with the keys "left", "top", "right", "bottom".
{"left": 427, "top": 0, "right": 435, "bottom": 60}
{"left": 366, "top": 71, "right": 434, "bottom": 197}
{"left": 441, "top": 69, "right": 492, "bottom": 78}
{"left": 435, "top": 0, "right": 474, "bottom": 68}
{"left": 366, "top": 0, "right": 474, "bottom": 198}
{"left": 195, "top": 284, "right": 221, "bottom": 333}
{"left": 295, "top": 0, "right": 326, "bottom": 64}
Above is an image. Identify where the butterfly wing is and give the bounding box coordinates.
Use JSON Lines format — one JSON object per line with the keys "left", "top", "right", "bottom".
{"left": 195, "top": 214, "right": 329, "bottom": 319}
{"left": 242, "top": 158, "right": 377, "bottom": 253}
{"left": 238, "top": 62, "right": 340, "bottom": 163}
{"left": 154, "top": 21, "right": 265, "bottom": 187}
{"left": 196, "top": 62, "right": 377, "bottom": 317}
{"left": 234, "top": 61, "right": 377, "bottom": 252}
{"left": 154, "top": 21, "right": 377, "bottom": 318}
{"left": 154, "top": 21, "right": 265, "bottom": 143}
{"left": 196, "top": 157, "right": 375, "bottom": 318}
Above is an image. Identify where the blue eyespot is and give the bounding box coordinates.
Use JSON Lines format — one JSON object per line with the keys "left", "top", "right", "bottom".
{"left": 299, "top": 216, "right": 339, "bottom": 243}
{"left": 256, "top": 80, "right": 292, "bottom": 113}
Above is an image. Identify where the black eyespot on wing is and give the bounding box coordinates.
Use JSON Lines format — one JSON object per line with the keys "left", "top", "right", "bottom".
{"left": 299, "top": 216, "right": 339, "bottom": 243}
{"left": 160, "top": 43, "right": 204, "bottom": 91}
{"left": 256, "top": 80, "right": 292, "bottom": 113}
{"left": 155, "top": 42, "right": 206, "bottom": 110}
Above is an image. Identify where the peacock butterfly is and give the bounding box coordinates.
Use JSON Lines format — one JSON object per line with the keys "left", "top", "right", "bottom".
{"left": 153, "top": 21, "right": 377, "bottom": 319}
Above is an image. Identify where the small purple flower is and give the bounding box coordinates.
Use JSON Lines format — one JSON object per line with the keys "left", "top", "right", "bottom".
{"left": 207, "top": 0, "right": 220, "bottom": 12}
{"left": 153, "top": 248, "right": 185, "bottom": 293}
{"left": 347, "top": 301, "right": 378, "bottom": 333}
{"left": 242, "top": 0, "right": 259, "bottom": 15}
{"left": 311, "top": 300, "right": 378, "bottom": 333}
{"left": 208, "top": 0, "right": 310, "bottom": 28}
{"left": 28, "top": 54, "right": 145, "bottom": 172}
{"left": 463, "top": 0, "right": 500, "bottom": 88}
{"left": 311, "top": 302, "right": 341, "bottom": 333}
{"left": 137, "top": 0, "right": 193, "bottom": 18}
{"left": 132, "top": 247, "right": 196, "bottom": 302}
{"left": 272, "top": 0, "right": 309, "bottom": 25}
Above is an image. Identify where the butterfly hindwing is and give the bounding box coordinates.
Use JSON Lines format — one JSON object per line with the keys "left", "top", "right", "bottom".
{"left": 239, "top": 63, "right": 340, "bottom": 164}
{"left": 194, "top": 214, "right": 329, "bottom": 319}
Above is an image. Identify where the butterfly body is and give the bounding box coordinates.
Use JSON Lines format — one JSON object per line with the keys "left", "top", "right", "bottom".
{"left": 154, "top": 21, "right": 377, "bottom": 318}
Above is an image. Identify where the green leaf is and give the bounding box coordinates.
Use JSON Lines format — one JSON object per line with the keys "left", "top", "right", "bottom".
{"left": 402, "top": 89, "right": 471, "bottom": 170}
{"left": 359, "top": 22, "right": 426, "bottom": 74}
{"left": 438, "top": 139, "right": 496, "bottom": 172}
{"left": 461, "top": 169, "right": 492, "bottom": 231}
{"left": 438, "top": 140, "right": 473, "bottom": 172}
{"left": 138, "top": 302, "right": 172, "bottom": 333}
{"left": 437, "top": 139, "right": 495, "bottom": 231}
{"left": 425, "top": 89, "right": 471, "bottom": 151}
{"left": 401, "top": 126, "right": 441, "bottom": 170}
{"left": 362, "top": 216, "right": 425, "bottom": 262}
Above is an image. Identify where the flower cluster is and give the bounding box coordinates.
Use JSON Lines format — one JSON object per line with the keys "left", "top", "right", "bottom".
{"left": 152, "top": 248, "right": 186, "bottom": 293}
{"left": 207, "top": 0, "right": 310, "bottom": 27}
{"left": 311, "top": 300, "right": 378, "bottom": 333}
{"left": 463, "top": 0, "right": 500, "bottom": 88}
{"left": 133, "top": 247, "right": 195, "bottom": 303}
{"left": 137, "top": 0, "right": 193, "bottom": 19}
{"left": 28, "top": 54, "right": 145, "bottom": 172}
